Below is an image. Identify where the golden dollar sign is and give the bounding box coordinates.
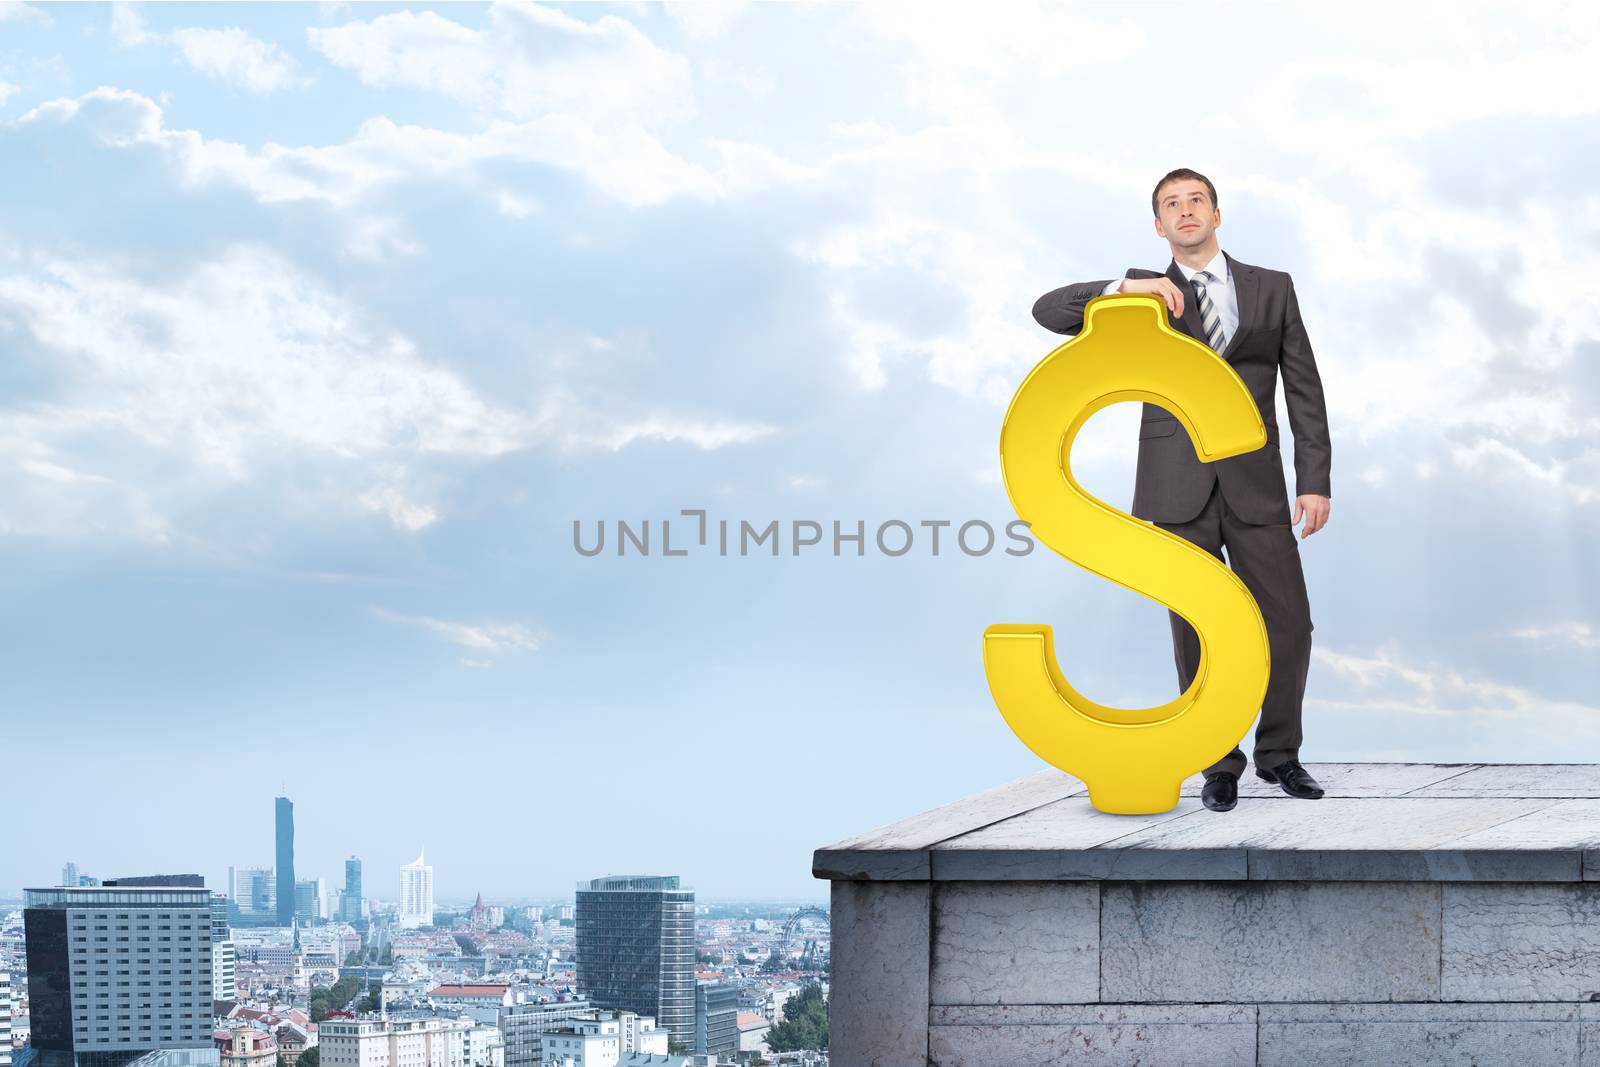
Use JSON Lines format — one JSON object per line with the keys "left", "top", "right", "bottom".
{"left": 984, "top": 293, "right": 1272, "bottom": 814}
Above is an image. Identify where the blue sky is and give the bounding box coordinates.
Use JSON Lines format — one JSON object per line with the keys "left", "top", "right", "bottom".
{"left": 1, "top": 1, "right": 1597, "bottom": 903}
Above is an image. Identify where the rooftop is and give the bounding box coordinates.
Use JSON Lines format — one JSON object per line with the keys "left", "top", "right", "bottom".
{"left": 813, "top": 763, "right": 1600, "bottom": 882}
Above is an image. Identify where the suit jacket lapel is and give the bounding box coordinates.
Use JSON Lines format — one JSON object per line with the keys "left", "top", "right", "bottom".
{"left": 1222, "top": 251, "right": 1255, "bottom": 359}
{"left": 1165, "top": 260, "right": 1206, "bottom": 339}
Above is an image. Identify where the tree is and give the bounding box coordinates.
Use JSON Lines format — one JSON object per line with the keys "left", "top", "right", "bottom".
{"left": 298, "top": 1050, "right": 321, "bottom": 1067}
{"left": 764, "top": 981, "right": 827, "bottom": 1052}
{"left": 760, "top": 953, "right": 785, "bottom": 973}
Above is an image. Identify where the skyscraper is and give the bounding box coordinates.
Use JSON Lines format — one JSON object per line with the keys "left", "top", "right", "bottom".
{"left": 22, "top": 876, "right": 219, "bottom": 1067}
{"left": 209, "top": 893, "right": 236, "bottom": 1002}
{"left": 60, "top": 863, "right": 78, "bottom": 889}
{"left": 340, "top": 857, "right": 362, "bottom": 923}
{"left": 398, "top": 851, "right": 433, "bottom": 929}
{"left": 274, "top": 797, "right": 295, "bottom": 927}
{"left": 574, "top": 875, "right": 695, "bottom": 1048}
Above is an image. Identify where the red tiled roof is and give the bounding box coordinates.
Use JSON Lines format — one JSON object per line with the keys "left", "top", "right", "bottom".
{"left": 430, "top": 984, "right": 508, "bottom": 997}
{"left": 736, "top": 1012, "right": 770, "bottom": 1030}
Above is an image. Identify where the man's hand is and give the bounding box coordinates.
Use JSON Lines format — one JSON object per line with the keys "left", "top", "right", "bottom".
{"left": 1293, "top": 494, "right": 1330, "bottom": 539}
{"left": 1117, "top": 276, "right": 1186, "bottom": 317}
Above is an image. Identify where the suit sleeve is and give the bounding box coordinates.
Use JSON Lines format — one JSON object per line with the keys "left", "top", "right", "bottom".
{"left": 1032, "top": 280, "right": 1117, "bottom": 335}
{"left": 1279, "top": 273, "right": 1332, "bottom": 499}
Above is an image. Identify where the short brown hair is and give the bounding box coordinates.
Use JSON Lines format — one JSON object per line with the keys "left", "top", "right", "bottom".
{"left": 1151, "top": 168, "right": 1218, "bottom": 218}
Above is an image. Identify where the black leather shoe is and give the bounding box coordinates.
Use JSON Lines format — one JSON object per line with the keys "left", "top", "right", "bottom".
{"left": 1256, "top": 759, "right": 1325, "bottom": 799}
{"left": 1201, "top": 772, "right": 1238, "bottom": 812}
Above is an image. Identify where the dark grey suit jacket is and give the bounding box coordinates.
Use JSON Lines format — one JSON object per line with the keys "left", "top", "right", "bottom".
{"left": 1031, "top": 253, "right": 1331, "bottom": 525}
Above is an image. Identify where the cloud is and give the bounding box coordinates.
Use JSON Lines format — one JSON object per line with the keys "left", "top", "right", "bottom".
{"left": 0, "top": 81, "right": 17, "bottom": 108}
{"left": 1312, "top": 644, "right": 1600, "bottom": 745}
{"left": 113, "top": 3, "right": 305, "bottom": 92}
{"left": 373, "top": 607, "right": 544, "bottom": 659}
{"left": 170, "top": 27, "right": 306, "bottom": 93}
{"left": 1511, "top": 622, "right": 1600, "bottom": 651}
{"left": 0, "top": 238, "right": 778, "bottom": 542}
{"left": 307, "top": 4, "right": 692, "bottom": 125}
{"left": 16, "top": 86, "right": 811, "bottom": 211}
{"left": 0, "top": 1, "right": 48, "bottom": 25}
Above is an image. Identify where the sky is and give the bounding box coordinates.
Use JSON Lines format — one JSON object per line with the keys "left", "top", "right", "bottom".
{"left": 1, "top": 1, "right": 1597, "bottom": 903}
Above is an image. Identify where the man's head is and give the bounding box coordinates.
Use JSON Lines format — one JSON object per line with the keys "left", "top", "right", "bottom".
{"left": 1150, "top": 168, "right": 1220, "bottom": 256}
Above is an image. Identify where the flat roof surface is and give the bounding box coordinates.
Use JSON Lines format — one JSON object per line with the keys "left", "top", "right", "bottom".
{"left": 813, "top": 764, "right": 1600, "bottom": 882}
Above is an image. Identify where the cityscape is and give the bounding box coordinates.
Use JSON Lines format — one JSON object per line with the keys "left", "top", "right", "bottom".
{"left": 0, "top": 796, "right": 831, "bottom": 1067}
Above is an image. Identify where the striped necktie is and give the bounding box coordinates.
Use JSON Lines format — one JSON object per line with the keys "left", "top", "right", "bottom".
{"left": 1190, "top": 270, "right": 1227, "bottom": 353}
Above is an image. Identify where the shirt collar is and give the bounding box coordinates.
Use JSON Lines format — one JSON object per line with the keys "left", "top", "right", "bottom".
{"left": 1174, "top": 250, "right": 1228, "bottom": 285}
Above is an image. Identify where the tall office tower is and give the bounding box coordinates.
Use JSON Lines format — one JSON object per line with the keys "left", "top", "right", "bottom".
{"left": 22, "top": 876, "right": 220, "bottom": 1067}
{"left": 574, "top": 875, "right": 695, "bottom": 1049}
{"left": 339, "top": 857, "right": 362, "bottom": 923}
{"left": 209, "top": 894, "right": 236, "bottom": 1001}
{"left": 61, "top": 863, "right": 78, "bottom": 889}
{"left": 2, "top": 970, "right": 12, "bottom": 1067}
{"left": 398, "top": 851, "right": 434, "bottom": 929}
{"left": 274, "top": 797, "right": 295, "bottom": 927}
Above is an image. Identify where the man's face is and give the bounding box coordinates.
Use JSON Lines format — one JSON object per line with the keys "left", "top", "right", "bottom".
{"left": 1153, "top": 178, "right": 1220, "bottom": 250}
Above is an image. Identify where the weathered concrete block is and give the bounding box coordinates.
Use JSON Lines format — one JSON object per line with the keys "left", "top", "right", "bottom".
{"left": 830, "top": 880, "right": 930, "bottom": 1067}
{"left": 930, "top": 882, "right": 1098, "bottom": 1005}
{"left": 1259, "top": 1003, "right": 1579, "bottom": 1066}
{"left": 1101, "top": 881, "right": 1441, "bottom": 1002}
{"left": 1444, "top": 884, "right": 1600, "bottom": 1000}
{"left": 928, "top": 1004, "right": 1255, "bottom": 1066}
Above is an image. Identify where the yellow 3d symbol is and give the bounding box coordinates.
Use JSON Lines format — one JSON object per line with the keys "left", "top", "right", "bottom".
{"left": 984, "top": 293, "right": 1271, "bottom": 814}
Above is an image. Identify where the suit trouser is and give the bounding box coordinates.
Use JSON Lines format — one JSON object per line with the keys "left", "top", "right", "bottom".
{"left": 1156, "top": 479, "right": 1314, "bottom": 778}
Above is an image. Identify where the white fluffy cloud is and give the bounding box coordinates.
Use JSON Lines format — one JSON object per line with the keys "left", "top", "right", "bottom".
{"left": 113, "top": 3, "right": 305, "bottom": 92}
{"left": 307, "top": 4, "right": 692, "bottom": 124}
{"left": 0, "top": 243, "right": 774, "bottom": 538}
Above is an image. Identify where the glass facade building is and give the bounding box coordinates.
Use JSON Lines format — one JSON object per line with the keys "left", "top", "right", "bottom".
{"left": 573, "top": 875, "right": 695, "bottom": 1049}
{"left": 496, "top": 999, "right": 592, "bottom": 1067}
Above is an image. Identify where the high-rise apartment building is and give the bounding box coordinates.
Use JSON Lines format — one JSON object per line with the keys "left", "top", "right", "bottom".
{"left": 274, "top": 797, "right": 295, "bottom": 927}
{"left": 573, "top": 875, "right": 695, "bottom": 1048}
{"left": 339, "top": 858, "right": 362, "bottom": 923}
{"left": 61, "top": 864, "right": 78, "bottom": 890}
{"left": 398, "top": 851, "right": 433, "bottom": 930}
{"left": 22, "top": 876, "right": 219, "bottom": 1067}
{"left": 2, "top": 970, "right": 12, "bottom": 1067}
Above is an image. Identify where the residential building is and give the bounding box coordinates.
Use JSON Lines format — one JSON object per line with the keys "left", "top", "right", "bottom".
{"left": 428, "top": 986, "right": 510, "bottom": 1024}
{"left": 462, "top": 1022, "right": 502, "bottom": 1067}
{"left": 215, "top": 1026, "right": 276, "bottom": 1067}
{"left": 60, "top": 865, "right": 78, "bottom": 891}
{"left": 319, "top": 1014, "right": 466, "bottom": 1067}
{"left": 734, "top": 1013, "right": 769, "bottom": 1058}
{"left": 498, "top": 998, "right": 593, "bottom": 1067}
{"left": 537, "top": 1016, "right": 616, "bottom": 1067}
{"left": 398, "top": 852, "right": 433, "bottom": 930}
{"left": 574, "top": 876, "right": 694, "bottom": 1048}
{"left": 690, "top": 984, "right": 736, "bottom": 1060}
{"left": 2, "top": 970, "right": 12, "bottom": 1067}
{"left": 275, "top": 798, "right": 296, "bottom": 927}
{"left": 22, "top": 877, "right": 219, "bottom": 1065}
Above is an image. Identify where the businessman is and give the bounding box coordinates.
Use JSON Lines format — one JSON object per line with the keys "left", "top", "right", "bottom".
{"left": 1031, "top": 168, "right": 1332, "bottom": 813}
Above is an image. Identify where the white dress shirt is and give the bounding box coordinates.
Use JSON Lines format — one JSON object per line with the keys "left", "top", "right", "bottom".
{"left": 1102, "top": 249, "right": 1239, "bottom": 347}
